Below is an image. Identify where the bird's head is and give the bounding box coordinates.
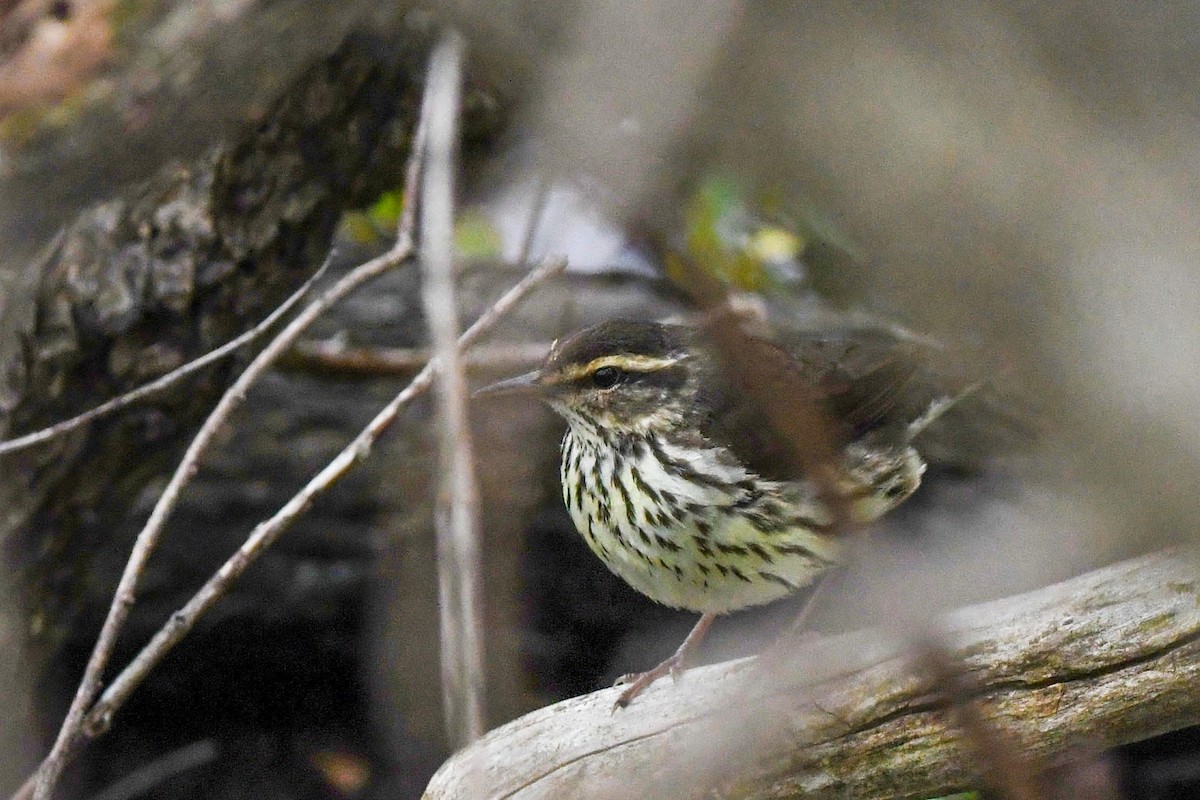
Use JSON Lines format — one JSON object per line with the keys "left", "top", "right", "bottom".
{"left": 475, "top": 320, "right": 698, "bottom": 436}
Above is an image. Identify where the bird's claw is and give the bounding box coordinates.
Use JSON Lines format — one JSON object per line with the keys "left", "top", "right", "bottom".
{"left": 610, "top": 653, "right": 686, "bottom": 710}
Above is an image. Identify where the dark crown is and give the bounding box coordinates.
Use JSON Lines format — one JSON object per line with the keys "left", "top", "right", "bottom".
{"left": 545, "top": 319, "right": 688, "bottom": 374}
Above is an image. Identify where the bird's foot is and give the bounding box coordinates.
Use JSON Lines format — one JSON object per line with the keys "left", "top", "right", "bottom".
{"left": 611, "top": 613, "right": 717, "bottom": 710}
{"left": 612, "top": 652, "right": 686, "bottom": 709}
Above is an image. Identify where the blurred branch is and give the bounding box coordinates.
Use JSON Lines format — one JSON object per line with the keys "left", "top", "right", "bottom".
{"left": 676, "top": 256, "right": 1054, "bottom": 795}
{"left": 424, "top": 549, "right": 1200, "bottom": 799}
{"left": 418, "top": 29, "right": 488, "bottom": 747}
{"left": 913, "top": 642, "right": 1052, "bottom": 800}
{"left": 677, "top": 257, "right": 851, "bottom": 527}
{"left": 286, "top": 340, "right": 550, "bottom": 376}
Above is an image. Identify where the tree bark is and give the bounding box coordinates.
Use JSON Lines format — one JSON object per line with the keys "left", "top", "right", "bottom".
{"left": 423, "top": 549, "right": 1200, "bottom": 800}
{"left": 0, "top": 22, "right": 507, "bottom": 791}
{"left": 0, "top": 21, "right": 466, "bottom": 656}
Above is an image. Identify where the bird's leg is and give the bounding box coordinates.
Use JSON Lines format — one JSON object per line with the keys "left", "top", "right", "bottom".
{"left": 613, "top": 612, "right": 717, "bottom": 709}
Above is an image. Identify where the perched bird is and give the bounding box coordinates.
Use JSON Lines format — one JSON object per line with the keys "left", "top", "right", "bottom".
{"left": 477, "top": 318, "right": 989, "bottom": 707}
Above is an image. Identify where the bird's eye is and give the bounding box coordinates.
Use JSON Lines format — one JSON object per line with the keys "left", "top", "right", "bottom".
{"left": 591, "top": 366, "right": 623, "bottom": 389}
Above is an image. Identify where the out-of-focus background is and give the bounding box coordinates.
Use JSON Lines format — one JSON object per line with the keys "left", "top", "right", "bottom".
{"left": 1, "top": 1, "right": 1198, "bottom": 797}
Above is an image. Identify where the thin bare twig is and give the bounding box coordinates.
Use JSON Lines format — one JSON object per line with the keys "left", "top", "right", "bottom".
{"left": 26, "top": 262, "right": 406, "bottom": 800}
{"left": 0, "top": 255, "right": 334, "bottom": 456}
{"left": 24, "top": 88, "right": 433, "bottom": 800}
{"left": 419, "top": 30, "right": 487, "bottom": 748}
{"left": 82, "top": 255, "right": 565, "bottom": 743}
{"left": 514, "top": 174, "right": 552, "bottom": 266}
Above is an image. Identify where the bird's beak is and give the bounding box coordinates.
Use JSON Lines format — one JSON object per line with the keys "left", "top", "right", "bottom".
{"left": 472, "top": 370, "right": 544, "bottom": 399}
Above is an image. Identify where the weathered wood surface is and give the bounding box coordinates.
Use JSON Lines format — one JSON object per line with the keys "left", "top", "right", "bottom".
{"left": 424, "top": 549, "right": 1200, "bottom": 799}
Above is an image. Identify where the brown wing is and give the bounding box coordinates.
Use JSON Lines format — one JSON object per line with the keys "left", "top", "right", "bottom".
{"left": 783, "top": 328, "right": 1039, "bottom": 471}
{"left": 694, "top": 327, "right": 945, "bottom": 483}
{"left": 784, "top": 328, "right": 944, "bottom": 441}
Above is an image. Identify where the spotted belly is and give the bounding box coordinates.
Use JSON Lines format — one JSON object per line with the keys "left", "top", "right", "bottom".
{"left": 560, "top": 430, "right": 843, "bottom": 614}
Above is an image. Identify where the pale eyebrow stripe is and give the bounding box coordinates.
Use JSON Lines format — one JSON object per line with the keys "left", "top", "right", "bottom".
{"left": 544, "top": 354, "right": 682, "bottom": 384}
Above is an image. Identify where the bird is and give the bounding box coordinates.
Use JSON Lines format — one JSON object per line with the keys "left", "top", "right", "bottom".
{"left": 476, "top": 317, "right": 992, "bottom": 707}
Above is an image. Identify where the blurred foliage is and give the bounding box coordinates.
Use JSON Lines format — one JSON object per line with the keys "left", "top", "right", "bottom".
{"left": 665, "top": 172, "right": 862, "bottom": 302}
{"left": 340, "top": 189, "right": 503, "bottom": 259}
{"left": 339, "top": 188, "right": 406, "bottom": 242}
{"left": 369, "top": 188, "right": 405, "bottom": 230}
{"left": 667, "top": 173, "right": 803, "bottom": 292}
